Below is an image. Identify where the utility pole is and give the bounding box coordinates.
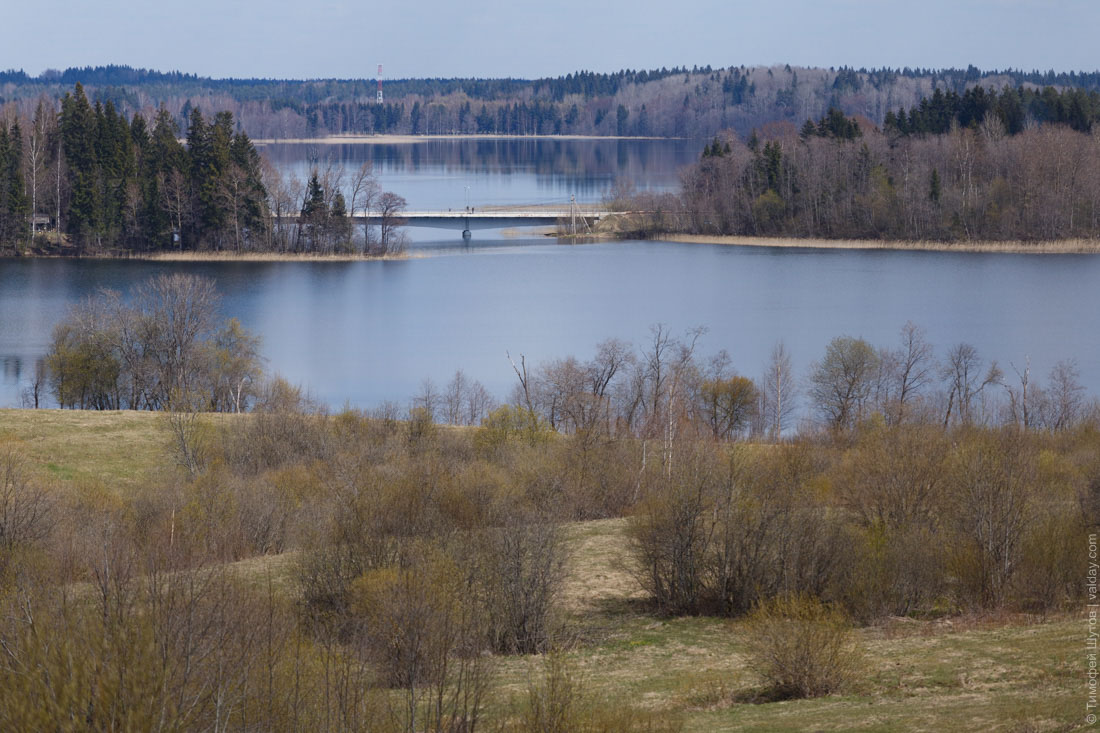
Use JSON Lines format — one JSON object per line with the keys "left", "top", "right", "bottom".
{"left": 570, "top": 194, "right": 576, "bottom": 237}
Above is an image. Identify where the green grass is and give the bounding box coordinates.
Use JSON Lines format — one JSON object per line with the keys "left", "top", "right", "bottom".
{"left": 1, "top": 409, "right": 1086, "bottom": 732}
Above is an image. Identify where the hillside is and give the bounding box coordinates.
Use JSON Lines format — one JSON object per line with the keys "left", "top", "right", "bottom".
{"left": 0, "top": 408, "right": 1084, "bottom": 731}
{"left": 2, "top": 63, "right": 1099, "bottom": 139}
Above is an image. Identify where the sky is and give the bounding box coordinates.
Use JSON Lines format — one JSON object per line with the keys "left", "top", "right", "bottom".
{"left": 4, "top": 0, "right": 1097, "bottom": 80}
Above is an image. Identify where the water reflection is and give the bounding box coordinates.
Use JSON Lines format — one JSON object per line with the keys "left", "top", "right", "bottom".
{"left": 3, "top": 243, "right": 1099, "bottom": 412}
{"left": 258, "top": 138, "right": 698, "bottom": 209}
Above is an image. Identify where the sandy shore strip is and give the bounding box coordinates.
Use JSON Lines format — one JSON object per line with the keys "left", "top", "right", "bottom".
{"left": 662, "top": 233, "right": 1100, "bottom": 254}
{"left": 132, "top": 251, "right": 416, "bottom": 262}
{"left": 252, "top": 133, "right": 676, "bottom": 145}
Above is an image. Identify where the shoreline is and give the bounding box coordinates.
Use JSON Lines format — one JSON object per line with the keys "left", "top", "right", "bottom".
{"left": 7, "top": 235, "right": 1100, "bottom": 261}
{"left": 0, "top": 250, "right": 415, "bottom": 262}
{"left": 660, "top": 233, "right": 1100, "bottom": 254}
{"left": 143, "top": 251, "right": 414, "bottom": 262}
{"left": 252, "top": 133, "right": 679, "bottom": 145}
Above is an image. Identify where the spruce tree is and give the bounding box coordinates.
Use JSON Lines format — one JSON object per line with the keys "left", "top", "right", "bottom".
{"left": 60, "top": 84, "right": 99, "bottom": 248}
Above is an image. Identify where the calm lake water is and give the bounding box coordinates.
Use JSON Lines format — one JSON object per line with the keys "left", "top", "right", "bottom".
{"left": 258, "top": 137, "right": 699, "bottom": 215}
{"left": 2, "top": 242, "right": 1098, "bottom": 411}
{"left": 1, "top": 139, "right": 1098, "bottom": 411}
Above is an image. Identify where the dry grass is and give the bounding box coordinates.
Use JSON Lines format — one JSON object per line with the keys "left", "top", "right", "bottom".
{"left": 498, "top": 227, "right": 557, "bottom": 238}
{"left": 1, "top": 409, "right": 1082, "bottom": 731}
{"left": 0, "top": 408, "right": 178, "bottom": 493}
{"left": 559, "top": 518, "right": 643, "bottom": 614}
{"left": 529, "top": 517, "right": 1082, "bottom": 731}
{"left": 664, "top": 233, "right": 1100, "bottom": 254}
{"left": 1, "top": 250, "right": 420, "bottom": 262}
{"left": 139, "top": 251, "right": 415, "bottom": 262}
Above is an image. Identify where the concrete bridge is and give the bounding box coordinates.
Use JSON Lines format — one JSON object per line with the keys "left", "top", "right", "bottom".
{"left": 353, "top": 204, "right": 609, "bottom": 237}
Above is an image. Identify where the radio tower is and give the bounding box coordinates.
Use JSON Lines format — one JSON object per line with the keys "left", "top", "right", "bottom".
{"left": 376, "top": 64, "right": 383, "bottom": 104}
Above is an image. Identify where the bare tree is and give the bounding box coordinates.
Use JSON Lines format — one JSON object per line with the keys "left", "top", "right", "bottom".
{"left": 808, "top": 336, "right": 880, "bottom": 432}
{"left": 888, "top": 322, "right": 936, "bottom": 424}
{"left": 376, "top": 191, "right": 408, "bottom": 255}
{"left": 1003, "top": 357, "right": 1038, "bottom": 429}
{"left": 762, "top": 340, "right": 798, "bottom": 440}
{"left": 412, "top": 378, "right": 440, "bottom": 421}
{"left": 161, "top": 169, "right": 188, "bottom": 251}
{"left": 442, "top": 370, "right": 470, "bottom": 425}
{"left": 1045, "top": 359, "right": 1085, "bottom": 431}
{"left": 941, "top": 343, "right": 1002, "bottom": 428}
{"left": 215, "top": 164, "right": 249, "bottom": 252}
{"left": 348, "top": 161, "right": 380, "bottom": 251}
{"left": 25, "top": 99, "right": 51, "bottom": 249}
{"left": 19, "top": 359, "right": 47, "bottom": 409}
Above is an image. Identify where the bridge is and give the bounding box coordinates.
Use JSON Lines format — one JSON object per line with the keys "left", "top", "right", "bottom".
{"left": 352, "top": 204, "right": 609, "bottom": 238}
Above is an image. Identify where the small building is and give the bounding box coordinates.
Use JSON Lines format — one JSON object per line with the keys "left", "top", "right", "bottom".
{"left": 31, "top": 215, "right": 52, "bottom": 232}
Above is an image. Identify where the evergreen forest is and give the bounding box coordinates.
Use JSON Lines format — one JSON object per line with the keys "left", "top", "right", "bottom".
{"left": 0, "top": 83, "right": 404, "bottom": 255}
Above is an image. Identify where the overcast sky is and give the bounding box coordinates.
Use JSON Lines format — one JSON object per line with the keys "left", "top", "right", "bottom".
{"left": 4, "top": 0, "right": 1096, "bottom": 80}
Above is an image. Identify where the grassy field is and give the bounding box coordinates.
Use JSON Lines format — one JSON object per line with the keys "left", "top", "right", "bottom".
{"left": 0, "top": 408, "right": 1085, "bottom": 731}
{"left": 544, "top": 519, "right": 1082, "bottom": 732}
{"left": 0, "top": 408, "right": 173, "bottom": 493}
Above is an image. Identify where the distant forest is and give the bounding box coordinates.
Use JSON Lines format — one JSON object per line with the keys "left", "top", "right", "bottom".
{"left": 616, "top": 98, "right": 1100, "bottom": 243}
{"left": 3, "top": 65, "right": 1100, "bottom": 254}
{"left": 2, "top": 63, "right": 1100, "bottom": 139}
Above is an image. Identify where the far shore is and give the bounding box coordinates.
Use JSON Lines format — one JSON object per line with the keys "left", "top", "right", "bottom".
{"left": 251, "top": 133, "right": 678, "bottom": 145}
{"left": 660, "top": 233, "right": 1100, "bottom": 255}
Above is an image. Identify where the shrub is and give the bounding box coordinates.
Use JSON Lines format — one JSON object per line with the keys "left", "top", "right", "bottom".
{"left": 743, "top": 594, "right": 859, "bottom": 699}
{"left": 513, "top": 654, "right": 683, "bottom": 733}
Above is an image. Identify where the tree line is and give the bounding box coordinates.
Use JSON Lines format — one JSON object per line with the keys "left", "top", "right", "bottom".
{"left": 39, "top": 280, "right": 1098, "bottom": 446}
{"left": 619, "top": 107, "right": 1100, "bottom": 242}
{"left": 0, "top": 84, "right": 408, "bottom": 255}
{"left": 885, "top": 85, "right": 1100, "bottom": 136}
{"left": 8, "top": 64, "right": 1100, "bottom": 140}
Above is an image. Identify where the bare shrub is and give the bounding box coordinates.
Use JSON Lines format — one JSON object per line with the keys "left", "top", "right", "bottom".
{"left": 743, "top": 594, "right": 860, "bottom": 699}
{"left": 628, "top": 441, "right": 845, "bottom": 617}
{"left": 945, "top": 429, "right": 1035, "bottom": 609}
{"left": 1014, "top": 508, "right": 1084, "bottom": 611}
{"left": 515, "top": 654, "right": 684, "bottom": 733}
{"left": 627, "top": 443, "right": 719, "bottom": 615}
{"left": 0, "top": 443, "right": 53, "bottom": 585}
{"left": 349, "top": 547, "right": 493, "bottom": 732}
{"left": 220, "top": 377, "right": 329, "bottom": 475}
{"left": 474, "top": 514, "right": 567, "bottom": 655}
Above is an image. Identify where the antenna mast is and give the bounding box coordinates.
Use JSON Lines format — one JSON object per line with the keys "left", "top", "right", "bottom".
{"left": 376, "top": 64, "right": 383, "bottom": 104}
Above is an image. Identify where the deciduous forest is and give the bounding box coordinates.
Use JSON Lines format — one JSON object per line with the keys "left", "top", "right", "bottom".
{"left": 2, "top": 63, "right": 1099, "bottom": 140}
{"left": 619, "top": 99, "right": 1100, "bottom": 242}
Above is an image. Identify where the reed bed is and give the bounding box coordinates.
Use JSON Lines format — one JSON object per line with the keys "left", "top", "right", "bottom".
{"left": 663, "top": 233, "right": 1100, "bottom": 254}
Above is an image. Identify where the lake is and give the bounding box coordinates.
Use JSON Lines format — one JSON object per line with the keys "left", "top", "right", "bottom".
{"left": 1, "top": 138, "right": 1098, "bottom": 412}
{"left": 258, "top": 136, "right": 699, "bottom": 217}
